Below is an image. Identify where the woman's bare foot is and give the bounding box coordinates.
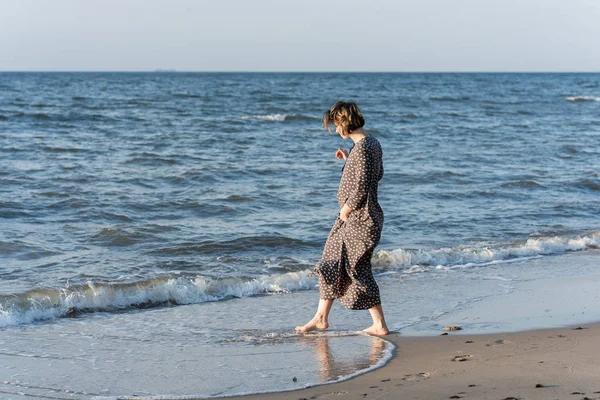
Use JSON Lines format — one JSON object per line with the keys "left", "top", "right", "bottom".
{"left": 295, "top": 317, "right": 329, "bottom": 333}
{"left": 363, "top": 324, "right": 390, "bottom": 336}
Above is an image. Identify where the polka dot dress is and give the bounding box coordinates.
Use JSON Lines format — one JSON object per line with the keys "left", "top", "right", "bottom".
{"left": 312, "top": 135, "right": 384, "bottom": 310}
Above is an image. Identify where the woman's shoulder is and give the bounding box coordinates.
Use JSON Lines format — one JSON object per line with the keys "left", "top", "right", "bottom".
{"left": 367, "top": 134, "right": 380, "bottom": 144}
{"left": 349, "top": 136, "right": 380, "bottom": 161}
{"left": 362, "top": 135, "right": 381, "bottom": 152}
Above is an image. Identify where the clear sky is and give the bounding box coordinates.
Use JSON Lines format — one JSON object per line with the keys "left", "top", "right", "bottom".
{"left": 2, "top": 0, "right": 599, "bottom": 72}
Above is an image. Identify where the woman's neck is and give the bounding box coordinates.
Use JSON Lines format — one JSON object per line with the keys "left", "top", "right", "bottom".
{"left": 348, "top": 128, "right": 368, "bottom": 144}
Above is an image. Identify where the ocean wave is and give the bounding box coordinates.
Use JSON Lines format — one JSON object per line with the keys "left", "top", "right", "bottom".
{"left": 430, "top": 96, "right": 470, "bottom": 102}
{"left": 4, "top": 232, "right": 600, "bottom": 327}
{"left": 126, "top": 156, "right": 178, "bottom": 165}
{"left": 373, "top": 231, "right": 600, "bottom": 271}
{"left": 91, "top": 227, "right": 148, "bottom": 247}
{"left": 0, "top": 240, "right": 34, "bottom": 256}
{"left": 0, "top": 271, "right": 316, "bottom": 327}
{"left": 151, "top": 235, "right": 312, "bottom": 255}
{"left": 42, "top": 146, "right": 88, "bottom": 153}
{"left": 561, "top": 145, "right": 579, "bottom": 154}
{"left": 565, "top": 96, "right": 600, "bottom": 102}
{"left": 172, "top": 92, "right": 205, "bottom": 99}
{"left": 571, "top": 178, "right": 600, "bottom": 191}
{"left": 240, "top": 114, "right": 317, "bottom": 122}
{"left": 31, "top": 113, "right": 52, "bottom": 120}
{"left": 500, "top": 180, "right": 543, "bottom": 189}
{"left": 223, "top": 194, "right": 254, "bottom": 202}
{"left": 0, "top": 240, "right": 59, "bottom": 260}
{"left": 14, "top": 112, "right": 112, "bottom": 122}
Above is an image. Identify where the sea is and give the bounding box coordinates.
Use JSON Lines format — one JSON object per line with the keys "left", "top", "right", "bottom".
{"left": 1, "top": 72, "right": 600, "bottom": 399}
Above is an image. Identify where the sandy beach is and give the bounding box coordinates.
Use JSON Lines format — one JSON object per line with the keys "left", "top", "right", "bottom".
{"left": 215, "top": 323, "right": 600, "bottom": 400}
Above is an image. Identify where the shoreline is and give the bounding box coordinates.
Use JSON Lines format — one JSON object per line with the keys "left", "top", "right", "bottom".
{"left": 103, "top": 250, "right": 600, "bottom": 400}
{"left": 208, "top": 322, "right": 600, "bottom": 400}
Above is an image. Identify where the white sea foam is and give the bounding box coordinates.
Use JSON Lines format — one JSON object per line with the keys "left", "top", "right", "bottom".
{"left": 373, "top": 232, "right": 600, "bottom": 271}
{"left": 0, "top": 270, "right": 317, "bottom": 328}
{"left": 3, "top": 232, "right": 599, "bottom": 328}
{"left": 565, "top": 96, "right": 600, "bottom": 102}
{"left": 241, "top": 113, "right": 286, "bottom": 121}
{"left": 240, "top": 114, "right": 315, "bottom": 121}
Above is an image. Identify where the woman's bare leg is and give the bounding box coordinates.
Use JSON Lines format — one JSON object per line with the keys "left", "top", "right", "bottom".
{"left": 363, "top": 304, "right": 390, "bottom": 336}
{"left": 296, "top": 299, "right": 333, "bottom": 333}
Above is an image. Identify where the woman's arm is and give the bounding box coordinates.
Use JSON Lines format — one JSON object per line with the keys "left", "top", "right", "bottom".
{"left": 345, "top": 146, "right": 369, "bottom": 210}
{"left": 337, "top": 148, "right": 351, "bottom": 221}
{"left": 340, "top": 146, "right": 370, "bottom": 221}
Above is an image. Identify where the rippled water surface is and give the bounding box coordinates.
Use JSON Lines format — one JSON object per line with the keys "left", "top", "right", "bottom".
{"left": 2, "top": 72, "right": 600, "bottom": 398}
{"left": 1, "top": 72, "right": 600, "bottom": 323}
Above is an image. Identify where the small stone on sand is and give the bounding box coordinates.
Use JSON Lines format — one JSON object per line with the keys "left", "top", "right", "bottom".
{"left": 452, "top": 354, "right": 471, "bottom": 362}
{"left": 535, "top": 383, "right": 545, "bottom": 388}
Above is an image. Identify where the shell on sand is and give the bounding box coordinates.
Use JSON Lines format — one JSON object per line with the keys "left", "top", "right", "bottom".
{"left": 443, "top": 326, "right": 463, "bottom": 331}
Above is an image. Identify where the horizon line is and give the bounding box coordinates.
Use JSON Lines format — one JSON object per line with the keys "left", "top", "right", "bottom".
{"left": 1, "top": 70, "right": 600, "bottom": 74}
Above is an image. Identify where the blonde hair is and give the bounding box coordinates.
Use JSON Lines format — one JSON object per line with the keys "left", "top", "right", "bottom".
{"left": 322, "top": 101, "right": 365, "bottom": 135}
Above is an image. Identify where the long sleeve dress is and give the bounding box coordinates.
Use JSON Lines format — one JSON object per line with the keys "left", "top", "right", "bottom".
{"left": 312, "top": 135, "right": 384, "bottom": 310}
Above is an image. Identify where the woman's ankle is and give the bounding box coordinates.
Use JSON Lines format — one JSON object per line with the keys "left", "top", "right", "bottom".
{"left": 314, "top": 314, "right": 328, "bottom": 323}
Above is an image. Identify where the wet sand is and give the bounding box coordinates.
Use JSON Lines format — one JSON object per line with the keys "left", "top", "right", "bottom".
{"left": 214, "top": 323, "right": 600, "bottom": 400}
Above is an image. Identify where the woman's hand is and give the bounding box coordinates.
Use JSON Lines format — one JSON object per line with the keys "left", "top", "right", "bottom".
{"left": 339, "top": 204, "right": 353, "bottom": 222}
{"left": 335, "top": 148, "right": 348, "bottom": 160}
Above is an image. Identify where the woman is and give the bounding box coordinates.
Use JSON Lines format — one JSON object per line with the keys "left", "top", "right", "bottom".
{"left": 296, "top": 101, "right": 389, "bottom": 336}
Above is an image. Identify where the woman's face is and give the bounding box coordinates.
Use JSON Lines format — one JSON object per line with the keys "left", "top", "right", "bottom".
{"left": 335, "top": 124, "right": 347, "bottom": 138}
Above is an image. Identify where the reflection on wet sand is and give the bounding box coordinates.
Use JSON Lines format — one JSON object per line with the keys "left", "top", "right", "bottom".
{"left": 298, "top": 335, "right": 387, "bottom": 382}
